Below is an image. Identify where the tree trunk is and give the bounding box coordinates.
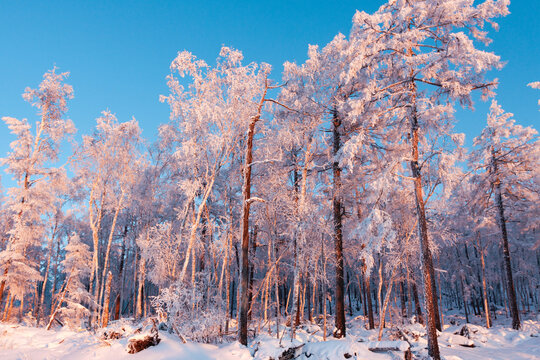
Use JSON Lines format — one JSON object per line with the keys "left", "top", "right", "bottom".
{"left": 102, "top": 271, "right": 112, "bottom": 328}
{"left": 36, "top": 220, "right": 59, "bottom": 325}
{"left": 460, "top": 271, "right": 469, "bottom": 324}
{"left": 114, "top": 226, "right": 128, "bottom": 320}
{"left": 136, "top": 259, "right": 145, "bottom": 320}
{"left": 306, "top": 273, "right": 313, "bottom": 323}
{"left": 400, "top": 280, "right": 407, "bottom": 322}
{"left": 0, "top": 268, "right": 8, "bottom": 312}
{"left": 364, "top": 265, "right": 375, "bottom": 329}
{"left": 332, "top": 108, "right": 346, "bottom": 338}
{"left": 248, "top": 228, "right": 257, "bottom": 322}
{"left": 493, "top": 163, "right": 520, "bottom": 329}
{"left": 99, "top": 190, "right": 125, "bottom": 312}
{"left": 88, "top": 187, "right": 106, "bottom": 326}
{"left": 378, "top": 267, "right": 397, "bottom": 341}
{"left": 238, "top": 116, "right": 257, "bottom": 346}
{"left": 377, "top": 257, "right": 384, "bottom": 328}
{"left": 179, "top": 176, "right": 216, "bottom": 282}
{"left": 47, "top": 275, "right": 72, "bottom": 330}
{"left": 238, "top": 78, "right": 272, "bottom": 345}
{"left": 477, "top": 233, "right": 491, "bottom": 328}
{"left": 347, "top": 271, "right": 353, "bottom": 316}
{"left": 409, "top": 93, "right": 440, "bottom": 359}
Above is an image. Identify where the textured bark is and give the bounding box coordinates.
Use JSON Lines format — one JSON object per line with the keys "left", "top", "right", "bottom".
{"left": 477, "top": 234, "right": 492, "bottom": 328}
{"left": 126, "top": 319, "right": 160, "bottom": 354}
{"left": 248, "top": 229, "right": 257, "bottom": 322}
{"left": 238, "top": 77, "right": 271, "bottom": 346}
{"left": 364, "top": 269, "right": 375, "bottom": 330}
{"left": 179, "top": 176, "right": 216, "bottom": 282}
{"left": 3, "top": 292, "right": 13, "bottom": 321}
{"left": 114, "top": 226, "right": 128, "bottom": 321}
{"left": 408, "top": 83, "right": 440, "bottom": 359}
{"left": 135, "top": 258, "right": 146, "bottom": 320}
{"left": 101, "top": 271, "right": 112, "bottom": 328}
{"left": 411, "top": 133, "right": 440, "bottom": 358}
{"left": 36, "top": 221, "right": 58, "bottom": 325}
{"left": 460, "top": 271, "right": 469, "bottom": 324}
{"left": 47, "top": 274, "right": 72, "bottom": 330}
{"left": 347, "top": 271, "right": 353, "bottom": 316}
{"left": 492, "top": 156, "right": 520, "bottom": 330}
{"left": 321, "top": 236, "right": 327, "bottom": 341}
{"left": 88, "top": 187, "right": 104, "bottom": 299}
{"left": 332, "top": 108, "right": 346, "bottom": 338}
{"left": 291, "top": 167, "right": 301, "bottom": 339}
{"left": 378, "top": 267, "right": 397, "bottom": 341}
{"left": 239, "top": 117, "right": 256, "bottom": 346}
{"left": 306, "top": 273, "right": 313, "bottom": 323}
{"left": 400, "top": 280, "right": 407, "bottom": 321}
{"left": 99, "top": 190, "right": 124, "bottom": 310}
{"left": 0, "top": 268, "right": 9, "bottom": 316}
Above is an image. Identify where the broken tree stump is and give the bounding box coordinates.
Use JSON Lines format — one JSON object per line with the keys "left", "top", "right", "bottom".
{"left": 126, "top": 318, "right": 161, "bottom": 354}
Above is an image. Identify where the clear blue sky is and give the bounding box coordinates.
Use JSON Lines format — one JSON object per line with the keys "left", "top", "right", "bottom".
{"left": 0, "top": 0, "right": 538, "bottom": 187}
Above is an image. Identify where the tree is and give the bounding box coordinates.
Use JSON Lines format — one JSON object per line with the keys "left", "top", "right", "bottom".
{"left": 160, "top": 46, "right": 286, "bottom": 345}
{"left": 350, "top": 1, "right": 510, "bottom": 358}
{"left": 470, "top": 100, "right": 539, "bottom": 329}
{"left": 76, "top": 110, "right": 142, "bottom": 326}
{"left": 0, "top": 68, "right": 75, "bottom": 320}
{"left": 279, "top": 33, "right": 374, "bottom": 338}
{"left": 50, "top": 233, "right": 93, "bottom": 329}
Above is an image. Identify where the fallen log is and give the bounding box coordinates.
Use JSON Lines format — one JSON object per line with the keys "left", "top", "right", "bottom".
{"left": 366, "top": 340, "right": 410, "bottom": 352}
{"left": 126, "top": 318, "right": 160, "bottom": 354}
{"left": 277, "top": 344, "right": 304, "bottom": 360}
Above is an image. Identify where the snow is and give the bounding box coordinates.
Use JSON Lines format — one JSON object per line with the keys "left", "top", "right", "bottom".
{"left": 0, "top": 324, "right": 251, "bottom": 360}
{"left": 1, "top": 318, "right": 540, "bottom": 360}
{"left": 364, "top": 340, "right": 410, "bottom": 351}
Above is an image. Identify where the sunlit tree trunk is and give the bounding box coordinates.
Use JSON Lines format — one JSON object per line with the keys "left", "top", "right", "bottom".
{"left": 477, "top": 233, "right": 492, "bottom": 328}
{"left": 408, "top": 75, "right": 440, "bottom": 359}
{"left": 99, "top": 189, "right": 125, "bottom": 312}
{"left": 101, "top": 271, "right": 112, "bottom": 328}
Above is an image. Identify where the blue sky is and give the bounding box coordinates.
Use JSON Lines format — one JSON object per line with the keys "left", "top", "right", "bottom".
{"left": 0, "top": 0, "right": 538, "bottom": 187}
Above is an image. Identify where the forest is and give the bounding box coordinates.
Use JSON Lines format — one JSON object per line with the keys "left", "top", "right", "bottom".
{"left": 0, "top": 1, "right": 539, "bottom": 359}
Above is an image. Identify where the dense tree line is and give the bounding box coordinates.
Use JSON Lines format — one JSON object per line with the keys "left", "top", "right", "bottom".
{"left": 0, "top": 1, "right": 538, "bottom": 359}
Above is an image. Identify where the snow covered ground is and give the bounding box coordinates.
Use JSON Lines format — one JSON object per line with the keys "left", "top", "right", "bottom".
{"left": 1, "top": 315, "right": 539, "bottom": 359}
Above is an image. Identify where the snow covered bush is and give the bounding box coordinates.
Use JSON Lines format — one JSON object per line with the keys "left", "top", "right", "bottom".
{"left": 151, "top": 272, "right": 227, "bottom": 343}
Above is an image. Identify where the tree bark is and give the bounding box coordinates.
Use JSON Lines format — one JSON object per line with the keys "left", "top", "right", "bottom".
{"left": 332, "top": 108, "right": 346, "bottom": 338}
{"left": 409, "top": 86, "right": 440, "bottom": 359}
{"left": 101, "top": 271, "right": 112, "bottom": 328}
{"left": 99, "top": 190, "right": 125, "bottom": 311}
{"left": 47, "top": 274, "right": 72, "bottom": 330}
{"left": 378, "top": 266, "right": 397, "bottom": 341}
{"left": 492, "top": 154, "right": 520, "bottom": 329}
{"left": 239, "top": 116, "right": 257, "bottom": 346}
{"left": 238, "top": 76, "right": 272, "bottom": 345}
{"left": 477, "top": 233, "right": 491, "bottom": 328}
{"left": 363, "top": 264, "right": 375, "bottom": 329}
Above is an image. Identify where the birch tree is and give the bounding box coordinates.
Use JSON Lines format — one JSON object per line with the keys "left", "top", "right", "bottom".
{"left": 76, "top": 111, "right": 142, "bottom": 325}
{"left": 0, "top": 68, "right": 75, "bottom": 319}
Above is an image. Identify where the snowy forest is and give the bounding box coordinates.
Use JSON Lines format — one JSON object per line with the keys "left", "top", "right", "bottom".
{"left": 0, "top": 1, "right": 539, "bottom": 359}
